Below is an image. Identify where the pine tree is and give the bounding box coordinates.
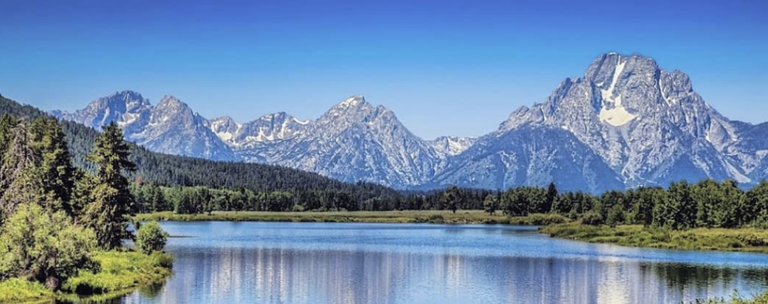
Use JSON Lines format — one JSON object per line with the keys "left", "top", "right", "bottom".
{"left": 29, "top": 117, "right": 77, "bottom": 215}
{"left": 0, "top": 123, "right": 40, "bottom": 223}
{"left": 545, "top": 182, "right": 558, "bottom": 213}
{"left": 0, "top": 114, "right": 19, "bottom": 165}
{"left": 81, "top": 122, "right": 137, "bottom": 249}
{"left": 483, "top": 194, "right": 498, "bottom": 215}
{"left": 441, "top": 185, "right": 461, "bottom": 213}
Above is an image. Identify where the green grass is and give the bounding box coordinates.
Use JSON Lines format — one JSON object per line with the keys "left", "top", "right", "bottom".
{"left": 62, "top": 251, "right": 173, "bottom": 295}
{"left": 0, "top": 278, "right": 52, "bottom": 303}
{"left": 0, "top": 251, "right": 172, "bottom": 304}
{"left": 135, "top": 210, "right": 570, "bottom": 226}
{"left": 540, "top": 223, "right": 768, "bottom": 253}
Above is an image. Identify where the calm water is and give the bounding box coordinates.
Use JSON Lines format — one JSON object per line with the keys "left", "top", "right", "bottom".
{"left": 113, "top": 222, "right": 768, "bottom": 304}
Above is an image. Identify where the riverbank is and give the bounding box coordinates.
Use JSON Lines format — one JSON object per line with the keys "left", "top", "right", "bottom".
{"left": 137, "top": 211, "right": 768, "bottom": 253}
{"left": 135, "top": 210, "right": 570, "bottom": 225}
{"left": 0, "top": 251, "right": 172, "bottom": 304}
{"left": 541, "top": 223, "right": 768, "bottom": 254}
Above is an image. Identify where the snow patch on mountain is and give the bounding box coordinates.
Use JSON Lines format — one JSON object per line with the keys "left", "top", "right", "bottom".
{"left": 55, "top": 53, "right": 768, "bottom": 191}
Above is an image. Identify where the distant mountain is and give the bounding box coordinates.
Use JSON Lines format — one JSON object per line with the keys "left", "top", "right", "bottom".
{"left": 54, "top": 53, "right": 768, "bottom": 192}
{"left": 482, "top": 53, "right": 752, "bottom": 190}
{"left": 228, "top": 95, "right": 447, "bottom": 187}
{"left": 2, "top": 93, "right": 400, "bottom": 199}
{"left": 57, "top": 92, "right": 238, "bottom": 161}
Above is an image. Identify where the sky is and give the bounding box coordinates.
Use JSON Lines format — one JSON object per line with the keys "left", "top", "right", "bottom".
{"left": 0, "top": 0, "right": 766, "bottom": 139}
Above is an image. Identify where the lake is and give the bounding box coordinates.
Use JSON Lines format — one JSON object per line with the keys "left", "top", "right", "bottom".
{"left": 115, "top": 222, "right": 768, "bottom": 304}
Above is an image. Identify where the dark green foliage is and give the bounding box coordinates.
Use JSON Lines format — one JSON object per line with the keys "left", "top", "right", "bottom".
{"left": 581, "top": 211, "right": 604, "bottom": 226}
{"left": 0, "top": 204, "right": 96, "bottom": 290}
{"left": 483, "top": 194, "right": 498, "bottom": 215}
{"left": 746, "top": 181, "right": 768, "bottom": 227}
{"left": 135, "top": 221, "right": 168, "bottom": 254}
{"left": 29, "top": 117, "right": 77, "bottom": 215}
{"left": 545, "top": 182, "right": 558, "bottom": 213}
{"left": 606, "top": 204, "right": 626, "bottom": 228}
{"left": 80, "top": 122, "right": 137, "bottom": 249}
{"left": 441, "top": 186, "right": 462, "bottom": 213}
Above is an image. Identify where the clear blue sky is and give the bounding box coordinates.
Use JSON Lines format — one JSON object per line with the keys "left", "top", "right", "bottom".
{"left": 1, "top": 0, "right": 766, "bottom": 139}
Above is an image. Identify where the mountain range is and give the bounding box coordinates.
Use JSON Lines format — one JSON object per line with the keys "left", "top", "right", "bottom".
{"left": 53, "top": 53, "right": 768, "bottom": 192}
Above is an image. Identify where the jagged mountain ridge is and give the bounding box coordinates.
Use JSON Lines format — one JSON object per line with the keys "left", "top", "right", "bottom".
{"left": 54, "top": 53, "right": 768, "bottom": 192}
{"left": 56, "top": 93, "right": 237, "bottom": 161}
{"left": 489, "top": 53, "right": 755, "bottom": 190}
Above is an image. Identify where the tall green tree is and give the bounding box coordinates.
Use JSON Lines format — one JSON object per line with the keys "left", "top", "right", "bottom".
{"left": 0, "top": 123, "right": 39, "bottom": 223}
{"left": 28, "top": 117, "right": 77, "bottom": 215}
{"left": 746, "top": 181, "right": 768, "bottom": 227}
{"left": 545, "top": 182, "right": 558, "bottom": 213}
{"left": 483, "top": 194, "right": 498, "bottom": 215}
{"left": 441, "top": 186, "right": 461, "bottom": 213}
{"left": 0, "top": 114, "right": 19, "bottom": 165}
{"left": 80, "top": 122, "right": 137, "bottom": 249}
{"left": 501, "top": 189, "right": 530, "bottom": 217}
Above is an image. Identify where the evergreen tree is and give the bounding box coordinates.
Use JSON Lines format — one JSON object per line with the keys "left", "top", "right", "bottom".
{"left": 545, "top": 182, "right": 558, "bottom": 213}
{"left": 81, "top": 122, "right": 137, "bottom": 249}
{"left": 0, "top": 114, "right": 19, "bottom": 165}
{"left": 746, "top": 181, "right": 768, "bottom": 227}
{"left": 29, "top": 117, "right": 77, "bottom": 215}
{"left": 483, "top": 194, "right": 498, "bottom": 215}
{"left": 0, "top": 123, "right": 40, "bottom": 223}
{"left": 441, "top": 186, "right": 461, "bottom": 213}
{"left": 606, "top": 204, "right": 626, "bottom": 228}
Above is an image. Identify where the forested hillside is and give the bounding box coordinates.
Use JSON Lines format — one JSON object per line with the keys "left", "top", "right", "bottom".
{"left": 0, "top": 94, "right": 400, "bottom": 200}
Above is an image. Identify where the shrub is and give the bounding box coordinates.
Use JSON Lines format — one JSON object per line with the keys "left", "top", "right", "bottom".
{"left": 136, "top": 221, "right": 169, "bottom": 254}
{"left": 581, "top": 212, "right": 605, "bottom": 226}
{"left": 0, "top": 204, "right": 96, "bottom": 290}
{"left": 606, "top": 205, "right": 626, "bottom": 228}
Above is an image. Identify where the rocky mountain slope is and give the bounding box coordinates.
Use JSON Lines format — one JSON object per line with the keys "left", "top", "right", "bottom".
{"left": 55, "top": 53, "right": 768, "bottom": 192}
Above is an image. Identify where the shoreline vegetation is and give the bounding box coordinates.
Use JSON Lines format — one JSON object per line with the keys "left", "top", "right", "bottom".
{"left": 0, "top": 118, "right": 173, "bottom": 304}
{"left": 134, "top": 210, "right": 568, "bottom": 225}
{"left": 0, "top": 251, "right": 173, "bottom": 303}
{"left": 135, "top": 210, "right": 768, "bottom": 254}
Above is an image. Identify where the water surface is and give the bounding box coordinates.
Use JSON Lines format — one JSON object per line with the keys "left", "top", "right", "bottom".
{"left": 117, "top": 222, "right": 768, "bottom": 304}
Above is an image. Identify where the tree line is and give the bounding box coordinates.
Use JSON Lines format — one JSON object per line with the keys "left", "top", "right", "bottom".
{"left": 141, "top": 172, "right": 768, "bottom": 232}
{"left": 129, "top": 182, "right": 497, "bottom": 214}
{"left": 481, "top": 180, "right": 768, "bottom": 230}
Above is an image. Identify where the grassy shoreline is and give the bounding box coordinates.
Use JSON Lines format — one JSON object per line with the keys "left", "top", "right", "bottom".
{"left": 136, "top": 210, "right": 768, "bottom": 254}
{"left": 541, "top": 223, "right": 768, "bottom": 254}
{"left": 0, "top": 251, "right": 172, "bottom": 304}
{"left": 134, "top": 210, "right": 569, "bottom": 225}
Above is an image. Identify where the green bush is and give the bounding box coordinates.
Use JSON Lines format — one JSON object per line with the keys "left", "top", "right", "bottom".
{"left": 0, "top": 204, "right": 97, "bottom": 290}
{"left": 581, "top": 212, "right": 605, "bottom": 226}
{"left": 136, "top": 221, "right": 169, "bottom": 254}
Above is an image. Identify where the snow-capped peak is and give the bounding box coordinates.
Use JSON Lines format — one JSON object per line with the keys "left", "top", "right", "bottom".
{"left": 597, "top": 55, "right": 637, "bottom": 126}
{"left": 157, "top": 95, "right": 187, "bottom": 108}
{"left": 338, "top": 95, "right": 367, "bottom": 107}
